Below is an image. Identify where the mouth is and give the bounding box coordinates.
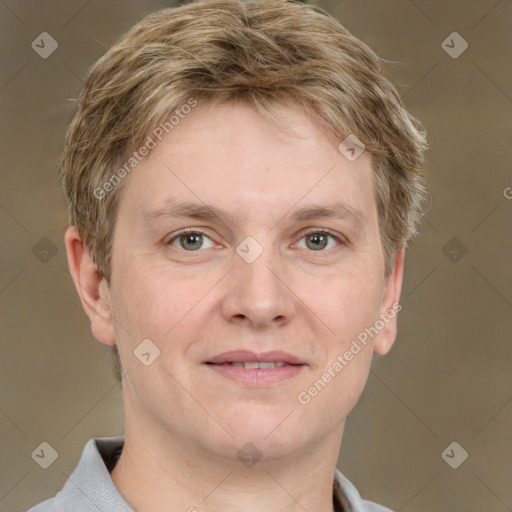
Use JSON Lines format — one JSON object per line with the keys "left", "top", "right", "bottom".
{"left": 204, "top": 350, "right": 307, "bottom": 387}
{"left": 210, "top": 361, "right": 293, "bottom": 369}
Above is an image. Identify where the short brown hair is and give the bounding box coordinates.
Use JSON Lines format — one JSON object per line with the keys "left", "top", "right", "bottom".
{"left": 60, "top": 0, "right": 428, "bottom": 381}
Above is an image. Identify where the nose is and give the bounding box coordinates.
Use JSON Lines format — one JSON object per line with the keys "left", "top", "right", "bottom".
{"left": 221, "top": 242, "right": 296, "bottom": 329}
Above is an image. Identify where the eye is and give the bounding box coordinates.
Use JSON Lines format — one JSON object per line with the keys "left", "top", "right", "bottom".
{"left": 295, "top": 230, "right": 344, "bottom": 252}
{"left": 167, "top": 229, "right": 215, "bottom": 251}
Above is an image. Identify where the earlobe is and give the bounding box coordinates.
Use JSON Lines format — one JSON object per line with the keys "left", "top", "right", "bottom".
{"left": 64, "top": 226, "right": 117, "bottom": 346}
{"left": 373, "top": 248, "right": 405, "bottom": 356}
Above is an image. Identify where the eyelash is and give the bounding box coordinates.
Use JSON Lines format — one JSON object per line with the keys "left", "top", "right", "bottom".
{"left": 165, "top": 227, "right": 346, "bottom": 253}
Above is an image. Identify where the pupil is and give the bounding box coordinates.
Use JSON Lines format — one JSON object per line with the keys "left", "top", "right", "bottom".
{"left": 307, "top": 233, "right": 327, "bottom": 250}
{"left": 181, "top": 233, "right": 202, "bottom": 250}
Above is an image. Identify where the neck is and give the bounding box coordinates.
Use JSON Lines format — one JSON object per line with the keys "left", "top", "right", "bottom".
{"left": 110, "top": 412, "right": 343, "bottom": 512}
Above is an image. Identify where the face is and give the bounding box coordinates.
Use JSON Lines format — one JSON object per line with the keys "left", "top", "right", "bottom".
{"left": 79, "top": 101, "right": 403, "bottom": 461}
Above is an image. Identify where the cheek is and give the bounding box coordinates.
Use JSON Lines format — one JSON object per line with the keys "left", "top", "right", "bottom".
{"left": 110, "top": 263, "right": 176, "bottom": 344}
{"left": 112, "top": 260, "right": 215, "bottom": 352}
{"left": 302, "top": 270, "right": 382, "bottom": 340}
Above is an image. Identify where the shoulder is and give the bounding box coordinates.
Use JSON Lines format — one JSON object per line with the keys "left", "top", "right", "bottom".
{"left": 334, "top": 468, "right": 394, "bottom": 512}
{"left": 26, "top": 493, "right": 70, "bottom": 512}
{"left": 26, "top": 437, "right": 131, "bottom": 512}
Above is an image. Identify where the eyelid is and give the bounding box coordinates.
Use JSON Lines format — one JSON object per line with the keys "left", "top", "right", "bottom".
{"left": 165, "top": 227, "right": 210, "bottom": 245}
{"left": 170, "top": 227, "right": 207, "bottom": 237}
{"left": 294, "top": 227, "right": 347, "bottom": 250}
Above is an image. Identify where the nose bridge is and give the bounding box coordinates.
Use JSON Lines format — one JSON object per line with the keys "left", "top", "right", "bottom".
{"left": 225, "top": 234, "right": 295, "bottom": 326}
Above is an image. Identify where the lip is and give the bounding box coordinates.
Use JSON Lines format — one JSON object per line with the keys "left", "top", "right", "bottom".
{"left": 205, "top": 350, "right": 305, "bottom": 365}
{"left": 204, "top": 350, "right": 307, "bottom": 387}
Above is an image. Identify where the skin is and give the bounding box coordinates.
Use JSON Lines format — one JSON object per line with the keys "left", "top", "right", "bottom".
{"left": 65, "top": 101, "right": 405, "bottom": 512}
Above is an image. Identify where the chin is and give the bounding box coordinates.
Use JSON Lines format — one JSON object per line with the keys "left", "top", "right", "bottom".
{"left": 209, "top": 432, "right": 303, "bottom": 464}
{"left": 215, "top": 414, "right": 312, "bottom": 458}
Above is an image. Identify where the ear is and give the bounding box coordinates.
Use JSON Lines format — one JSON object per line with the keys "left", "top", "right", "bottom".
{"left": 373, "top": 248, "right": 405, "bottom": 356}
{"left": 64, "top": 226, "right": 117, "bottom": 346}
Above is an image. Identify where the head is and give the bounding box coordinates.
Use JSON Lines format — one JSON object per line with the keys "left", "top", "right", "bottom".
{"left": 62, "top": 0, "right": 427, "bottom": 460}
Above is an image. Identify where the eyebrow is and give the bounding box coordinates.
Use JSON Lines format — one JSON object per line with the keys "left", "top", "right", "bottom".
{"left": 143, "top": 199, "right": 367, "bottom": 229}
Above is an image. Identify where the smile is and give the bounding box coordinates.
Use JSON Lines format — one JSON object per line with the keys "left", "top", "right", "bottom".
{"left": 227, "top": 361, "right": 287, "bottom": 369}
{"left": 204, "top": 361, "right": 305, "bottom": 386}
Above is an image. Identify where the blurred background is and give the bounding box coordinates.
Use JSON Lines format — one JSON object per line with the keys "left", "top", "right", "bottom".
{"left": 1, "top": 0, "right": 511, "bottom": 510}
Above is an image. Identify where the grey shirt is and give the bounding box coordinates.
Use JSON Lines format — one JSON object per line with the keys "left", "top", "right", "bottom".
{"left": 27, "top": 437, "right": 393, "bottom": 512}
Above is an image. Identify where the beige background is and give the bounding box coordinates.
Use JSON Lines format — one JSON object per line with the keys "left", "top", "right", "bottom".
{"left": 1, "top": 0, "right": 511, "bottom": 511}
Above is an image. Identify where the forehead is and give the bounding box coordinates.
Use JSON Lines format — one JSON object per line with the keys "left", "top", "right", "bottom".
{"left": 117, "top": 101, "right": 377, "bottom": 228}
